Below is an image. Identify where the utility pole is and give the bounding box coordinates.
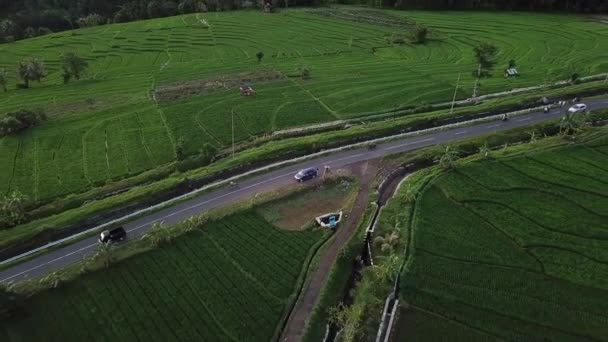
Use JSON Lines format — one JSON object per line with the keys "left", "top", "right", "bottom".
{"left": 473, "top": 63, "right": 481, "bottom": 98}
{"left": 231, "top": 110, "right": 235, "bottom": 159}
{"left": 450, "top": 72, "right": 461, "bottom": 115}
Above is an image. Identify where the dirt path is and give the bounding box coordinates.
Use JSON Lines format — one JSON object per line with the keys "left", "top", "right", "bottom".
{"left": 279, "top": 160, "right": 378, "bottom": 342}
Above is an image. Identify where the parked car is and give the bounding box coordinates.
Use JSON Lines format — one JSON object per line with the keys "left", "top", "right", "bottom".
{"left": 568, "top": 103, "right": 587, "bottom": 114}
{"left": 294, "top": 167, "right": 319, "bottom": 182}
{"left": 99, "top": 227, "right": 127, "bottom": 244}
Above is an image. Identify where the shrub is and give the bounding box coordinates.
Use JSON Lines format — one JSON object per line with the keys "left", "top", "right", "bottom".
{"left": 412, "top": 25, "right": 428, "bottom": 44}
{"left": 0, "top": 109, "right": 47, "bottom": 136}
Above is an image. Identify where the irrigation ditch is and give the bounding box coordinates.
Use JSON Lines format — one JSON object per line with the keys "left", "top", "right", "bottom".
{"left": 321, "top": 162, "right": 425, "bottom": 342}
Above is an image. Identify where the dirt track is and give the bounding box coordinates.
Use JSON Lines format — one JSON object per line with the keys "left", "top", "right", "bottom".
{"left": 279, "top": 160, "right": 378, "bottom": 342}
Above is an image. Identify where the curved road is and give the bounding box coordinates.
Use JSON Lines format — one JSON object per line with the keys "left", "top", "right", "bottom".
{"left": 2, "top": 98, "right": 607, "bottom": 283}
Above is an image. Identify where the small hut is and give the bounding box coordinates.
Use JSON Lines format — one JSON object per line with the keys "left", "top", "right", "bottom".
{"left": 239, "top": 83, "right": 253, "bottom": 96}
{"left": 504, "top": 68, "right": 519, "bottom": 78}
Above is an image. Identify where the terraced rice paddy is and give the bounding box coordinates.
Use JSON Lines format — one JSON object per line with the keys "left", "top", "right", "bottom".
{"left": 399, "top": 134, "right": 608, "bottom": 340}
{"left": 1, "top": 8, "right": 607, "bottom": 204}
{"left": 0, "top": 211, "right": 325, "bottom": 341}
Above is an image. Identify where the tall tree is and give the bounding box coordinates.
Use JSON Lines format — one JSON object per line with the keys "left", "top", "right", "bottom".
{"left": 474, "top": 43, "right": 498, "bottom": 78}
{"left": 61, "top": 52, "right": 88, "bottom": 83}
{"left": 472, "top": 42, "right": 497, "bottom": 97}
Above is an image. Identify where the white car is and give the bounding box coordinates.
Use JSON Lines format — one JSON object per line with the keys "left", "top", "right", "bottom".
{"left": 568, "top": 103, "right": 587, "bottom": 114}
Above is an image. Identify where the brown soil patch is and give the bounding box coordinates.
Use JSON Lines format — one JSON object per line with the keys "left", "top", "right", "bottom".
{"left": 154, "top": 70, "right": 285, "bottom": 102}
{"left": 274, "top": 197, "right": 345, "bottom": 231}
{"left": 279, "top": 159, "right": 380, "bottom": 342}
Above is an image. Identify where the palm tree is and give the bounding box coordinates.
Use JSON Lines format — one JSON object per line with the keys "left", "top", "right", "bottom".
{"left": 439, "top": 145, "right": 460, "bottom": 170}
{"left": 478, "top": 142, "right": 491, "bottom": 158}
{"left": 0, "top": 68, "right": 8, "bottom": 92}
{"left": 373, "top": 230, "right": 400, "bottom": 253}
{"left": 559, "top": 112, "right": 581, "bottom": 136}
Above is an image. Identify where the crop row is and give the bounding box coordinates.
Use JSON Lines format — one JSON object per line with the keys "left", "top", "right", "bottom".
{"left": 2, "top": 212, "right": 323, "bottom": 341}
{"left": 402, "top": 139, "right": 608, "bottom": 340}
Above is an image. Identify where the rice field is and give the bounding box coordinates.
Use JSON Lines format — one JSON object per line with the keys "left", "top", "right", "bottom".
{"left": 0, "top": 211, "right": 326, "bottom": 341}
{"left": 1, "top": 8, "right": 607, "bottom": 203}
{"left": 399, "top": 133, "right": 608, "bottom": 340}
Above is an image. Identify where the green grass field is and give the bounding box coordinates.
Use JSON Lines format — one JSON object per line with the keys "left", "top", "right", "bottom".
{"left": 1, "top": 8, "right": 607, "bottom": 206}
{"left": 399, "top": 133, "right": 608, "bottom": 340}
{"left": 0, "top": 211, "right": 326, "bottom": 341}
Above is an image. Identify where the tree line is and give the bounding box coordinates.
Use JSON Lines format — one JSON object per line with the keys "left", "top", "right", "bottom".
{"left": 2, "top": 0, "right": 605, "bottom": 43}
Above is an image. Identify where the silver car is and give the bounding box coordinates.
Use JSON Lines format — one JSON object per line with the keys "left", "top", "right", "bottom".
{"left": 568, "top": 103, "right": 587, "bottom": 114}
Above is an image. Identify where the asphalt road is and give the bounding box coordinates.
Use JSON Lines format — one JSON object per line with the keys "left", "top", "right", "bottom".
{"left": 2, "top": 98, "right": 607, "bottom": 283}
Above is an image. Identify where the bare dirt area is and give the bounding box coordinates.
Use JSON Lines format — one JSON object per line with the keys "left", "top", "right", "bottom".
{"left": 154, "top": 70, "right": 284, "bottom": 102}
{"left": 279, "top": 159, "right": 379, "bottom": 342}
{"left": 258, "top": 174, "right": 356, "bottom": 231}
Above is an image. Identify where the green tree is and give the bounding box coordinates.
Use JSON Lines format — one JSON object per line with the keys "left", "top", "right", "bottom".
{"left": 0, "top": 19, "right": 17, "bottom": 42}
{"left": 412, "top": 25, "right": 428, "bottom": 44}
{"left": 142, "top": 222, "right": 174, "bottom": 247}
{"left": 0, "top": 68, "right": 8, "bottom": 92}
{"left": 16, "top": 58, "right": 46, "bottom": 88}
{"left": 61, "top": 52, "right": 88, "bottom": 83}
{"left": 24, "top": 26, "right": 37, "bottom": 38}
{"left": 0, "top": 190, "right": 28, "bottom": 228}
{"left": 508, "top": 59, "right": 516, "bottom": 68}
{"left": 373, "top": 230, "right": 400, "bottom": 253}
{"left": 93, "top": 243, "right": 115, "bottom": 268}
{"left": 256, "top": 51, "right": 264, "bottom": 63}
{"left": 77, "top": 13, "right": 105, "bottom": 28}
{"left": 473, "top": 42, "right": 498, "bottom": 78}
{"left": 178, "top": 0, "right": 196, "bottom": 13}
{"left": 559, "top": 112, "right": 581, "bottom": 136}
{"left": 439, "top": 145, "right": 460, "bottom": 169}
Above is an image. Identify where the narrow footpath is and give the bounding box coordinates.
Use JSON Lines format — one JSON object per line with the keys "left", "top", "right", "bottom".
{"left": 279, "top": 161, "right": 378, "bottom": 342}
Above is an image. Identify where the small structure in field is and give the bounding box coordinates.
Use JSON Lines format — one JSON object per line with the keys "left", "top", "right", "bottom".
{"left": 316, "top": 211, "right": 343, "bottom": 229}
{"left": 239, "top": 83, "right": 253, "bottom": 96}
{"left": 504, "top": 68, "right": 519, "bottom": 78}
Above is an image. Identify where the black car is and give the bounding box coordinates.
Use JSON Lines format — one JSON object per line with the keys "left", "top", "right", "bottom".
{"left": 99, "top": 227, "right": 127, "bottom": 244}
{"left": 294, "top": 167, "right": 319, "bottom": 182}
